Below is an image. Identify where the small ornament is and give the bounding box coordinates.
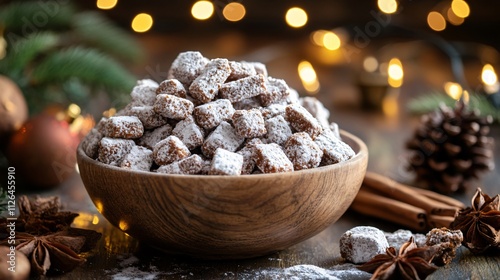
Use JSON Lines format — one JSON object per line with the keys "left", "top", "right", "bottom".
{"left": 358, "top": 237, "right": 439, "bottom": 280}
{"left": 0, "top": 75, "right": 28, "bottom": 144}
{"left": 6, "top": 114, "right": 79, "bottom": 188}
{"left": 450, "top": 188, "right": 500, "bottom": 254}
{"left": 406, "top": 99, "right": 495, "bottom": 194}
{"left": 0, "top": 246, "right": 30, "bottom": 280}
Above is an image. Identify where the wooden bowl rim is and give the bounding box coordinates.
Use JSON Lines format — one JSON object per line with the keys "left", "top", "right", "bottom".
{"left": 77, "top": 129, "right": 368, "bottom": 179}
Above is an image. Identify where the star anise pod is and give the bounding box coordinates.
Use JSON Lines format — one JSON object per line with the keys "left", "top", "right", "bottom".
{"left": 450, "top": 188, "right": 500, "bottom": 254}
{"left": 17, "top": 195, "right": 79, "bottom": 235}
{"left": 0, "top": 228, "right": 101, "bottom": 276}
{"left": 358, "top": 237, "right": 438, "bottom": 280}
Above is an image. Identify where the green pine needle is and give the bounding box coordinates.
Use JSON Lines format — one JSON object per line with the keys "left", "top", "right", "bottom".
{"left": 73, "top": 12, "right": 144, "bottom": 63}
{"left": 0, "top": 188, "right": 7, "bottom": 216}
{"left": 407, "top": 92, "right": 500, "bottom": 122}
{"left": 0, "top": 32, "right": 59, "bottom": 74}
{"left": 0, "top": 1, "right": 74, "bottom": 32}
{"left": 31, "top": 47, "right": 136, "bottom": 94}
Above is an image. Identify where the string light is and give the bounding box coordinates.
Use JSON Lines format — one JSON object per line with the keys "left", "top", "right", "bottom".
{"left": 96, "top": 0, "right": 117, "bottom": 10}
{"left": 482, "top": 64, "right": 499, "bottom": 94}
{"left": 310, "top": 30, "right": 329, "bottom": 46}
{"left": 427, "top": 11, "right": 446, "bottom": 31}
{"left": 446, "top": 8, "right": 465, "bottom": 25}
{"left": 191, "top": 1, "right": 214, "bottom": 20}
{"left": 322, "top": 32, "right": 341, "bottom": 51}
{"left": 363, "top": 56, "right": 379, "bottom": 73}
{"left": 298, "top": 61, "right": 320, "bottom": 94}
{"left": 285, "top": 7, "right": 308, "bottom": 28}
{"left": 223, "top": 2, "right": 246, "bottom": 22}
{"left": 444, "top": 82, "right": 463, "bottom": 100}
{"left": 131, "top": 13, "right": 153, "bottom": 33}
{"left": 451, "top": 0, "right": 470, "bottom": 18}
{"left": 377, "top": 0, "right": 398, "bottom": 14}
{"left": 388, "top": 58, "right": 403, "bottom": 88}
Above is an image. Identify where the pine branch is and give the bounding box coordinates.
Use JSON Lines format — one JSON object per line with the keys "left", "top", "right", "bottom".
{"left": 0, "top": 1, "right": 74, "bottom": 32}
{"left": 31, "top": 47, "right": 136, "bottom": 95}
{"left": 0, "top": 32, "right": 59, "bottom": 75}
{"left": 72, "top": 12, "right": 144, "bottom": 63}
{"left": 407, "top": 92, "right": 500, "bottom": 122}
{"left": 0, "top": 188, "right": 7, "bottom": 216}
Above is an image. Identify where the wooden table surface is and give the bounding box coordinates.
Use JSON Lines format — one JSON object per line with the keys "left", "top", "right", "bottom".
{"left": 20, "top": 33, "right": 500, "bottom": 279}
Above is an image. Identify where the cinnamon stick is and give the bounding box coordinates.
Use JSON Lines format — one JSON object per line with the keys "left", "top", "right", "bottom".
{"left": 408, "top": 186, "right": 465, "bottom": 209}
{"left": 428, "top": 215, "right": 454, "bottom": 228}
{"left": 363, "top": 172, "right": 461, "bottom": 215}
{"left": 351, "top": 189, "right": 427, "bottom": 232}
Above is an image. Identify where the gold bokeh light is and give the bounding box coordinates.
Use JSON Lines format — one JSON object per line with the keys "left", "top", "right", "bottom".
{"left": 322, "top": 32, "right": 341, "bottom": 51}
{"left": 446, "top": 8, "right": 465, "bottom": 26}
{"left": 223, "top": 2, "right": 246, "bottom": 22}
{"left": 427, "top": 11, "right": 446, "bottom": 31}
{"left": 97, "top": 0, "right": 117, "bottom": 10}
{"left": 451, "top": 0, "right": 470, "bottom": 18}
{"left": 444, "top": 82, "right": 463, "bottom": 100}
{"left": 388, "top": 58, "right": 403, "bottom": 88}
{"left": 191, "top": 1, "right": 214, "bottom": 20}
{"left": 131, "top": 13, "right": 153, "bottom": 33}
{"left": 378, "top": 0, "right": 398, "bottom": 14}
{"left": 285, "top": 7, "right": 308, "bottom": 28}
{"left": 298, "top": 60, "right": 320, "bottom": 94}
{"left": 363, "top": 56, "right": 379, "bottom": 73}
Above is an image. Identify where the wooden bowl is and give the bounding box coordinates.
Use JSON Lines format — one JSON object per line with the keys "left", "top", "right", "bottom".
{"left": 77, "top": 130, "right": 368, "bottom": 259}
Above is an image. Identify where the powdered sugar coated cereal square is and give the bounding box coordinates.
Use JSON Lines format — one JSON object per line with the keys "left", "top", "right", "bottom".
{"left": 228, "top": 61, "right": 257, "bottom": 81}
{"left": 81, "top": 128, "right": 103, "bottom": 159}
{"left": 172, "top": 116, "right": 205, "bottom": 150}
{"left": 189, "top": 58, "right": 231, "bottom": 103}
{"left": 284, "top": 132, "right": 323, "bottom": 170}
{"left": 127, "top": 106, "right": 167, "bottom": 129}
{"left": 130, "top": 79, "right": 158, "bottom": 106}
{"left": 120, "top": 145, "right": 153, "bottom": 171}
{"left": 153, "top": 94, "right": 194, "bottom": 120}
{"left": 98, "top": 137, "right": 135, "bottom": 166}
{"left": 254, "top": 143, "right": 294, "bottom": 173}
{"left": 219, "top": 74, "right": 267, "bottom": 103}
{"left": 137, "top": 124, "right": 172, "bottom": 150}
{"left": 232, "top": 109, "right": 267, "bottom": 138}
{"left": 314, "top": 129, "right": 355, "bottom": 165}
{"left": 237, "top": 138, "right": 262, "bottom": 174}
{"left": 157, "top": 154, "right": 204, "bottom": 175}
{"left": 259, "top": 77, "right": 290, "bottom": 106}
{"left": 285, "top": 104, "right": 323, "bottom": 139}
{"left": 264, "top": 115, "right": 292, "bottom": 145}
{"left": 156, "top": 79, "right": 187, "bottom": 98}
{"left": 169, "top": 51, "right": 208, "bottom": 87}
{"left": 209, "top": 148, "right": 243, "bottom": 175}
{"left": 153, "top": 135, "right": 191, "bottom": 165}
{"left": 201, "top": 121, "right": 244, "bottom": 158}
{"left": 103, "top": 116, "right": 144, "bottom": 139}
{"left": 193, "top": 99, "right": 235, "bottom": 129}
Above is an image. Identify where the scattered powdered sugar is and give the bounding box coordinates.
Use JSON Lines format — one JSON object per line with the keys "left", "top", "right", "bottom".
{"left": 109, "top": 254, "right": 159, "bottom": 280}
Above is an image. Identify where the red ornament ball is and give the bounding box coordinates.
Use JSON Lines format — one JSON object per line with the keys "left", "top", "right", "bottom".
{"left": 0, "top": 75, "right": 28, "bottom": 142}
{"left": 6, "top": 115, "right": 79, "bottom": 189}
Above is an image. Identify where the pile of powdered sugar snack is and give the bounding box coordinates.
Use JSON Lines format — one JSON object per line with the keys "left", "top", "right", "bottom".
{"left": 81, "top": 51, "right": 355, "bottom": 175}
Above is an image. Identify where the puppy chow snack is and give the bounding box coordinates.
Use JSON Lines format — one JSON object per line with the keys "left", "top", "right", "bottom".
{"left": 189, "top": 58, "right": 231, "bottom": 103}
{"left": 285, "top": 104, "right": 323, "bottom": 139}
{"left": 284, "top": 132, "right": 323, "bottom": 170}
{"left": 172, "top": 116, "right": 205, "bottom": 150}
{"left": 246, "top": 61, "right": 268, "bottom": 77}
{"left": 254, "top": 143, "right": 294, "bottom": 173}
{"left": 314, "top": 129, "right": 355, "bottom": 165}
{"left": 260, "top": 104, "right": 286, "bottom": 120}
{"left": 87, "top": 51, "right": 357, "bottom": 175}
{"left": 168, "top": 51, "right": 208, "bottom": 87}
{"left": 264, "top": 115, "right": 292, "bottom": 145}
{"left": 153, "top": 135, "right": 191, "bottom": 165}
{"left": 193, "top": 99, "right": 235, "bottom": 129}
{"left": 228, "top": 61, "right": 257, "bottom": 81}
{"left": 237, "top": 138, "right": 263, "bottom": 174}
{"left": 202, "top": 121, "right": 245, "bottom": 158}
{"left": 98, "top": 137, "right": 135, "bottom": 166}
{"left": 425, "top": 227, "right": 463, "bottom": 265}
{"left": 102, "top": 116, "right": 144, "bottom": 139}
{"left": 232, "top": 109, "right": 267, "bottom": 138}
{"left": 137, "top": 124, "right": 172, "bottom": 150}
{"left": 157, "top": 154, "right": 204, "bottom": 175}
{"left": 232, "top": 96, "right": 261, "bottom": 110}
{"left": 130, "top": 79, "right": 158, "bottom": 106}
{"left": 81, "top": 128, "right": 103, "bottom": 158}
{"left": 340, "top": 226, "right": 389, "bottom": 264}
{"left": 153, "top": 94, "right": 194, "bottom": 120}
{"left": 209, "top": 148, "right": 244, "bottom": 175}
{"left": 259, "top": 77, "right": 290, "bottom": 106}
{"left": 156, "top": 78, "right": 187, "bottom": 98}
{"left": 127, "top": 106, "right": 168, "bottom": 129}
{"left": 120, "top": 145, "right": 153, "bottom": 171}
{"left": 299, "top": 97, "right": 330, "bottom": 128}
{"left": 219, "top": 74, "right": 267, "bottom": 103}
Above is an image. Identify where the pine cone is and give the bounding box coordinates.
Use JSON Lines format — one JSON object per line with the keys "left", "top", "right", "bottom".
{"left": 406, "top": 100, "right": 494, "bottom": 194}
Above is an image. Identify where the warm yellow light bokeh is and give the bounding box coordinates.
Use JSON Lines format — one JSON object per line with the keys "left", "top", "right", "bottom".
{"left": 191, "top": 1, "right": 214, "bottom": 20}
{"left": 298, "top": 61, "right": 320, "bottom": 94}
{"left": 482, "top": 64, "right": 498, "bottom": 86}
{"left": 97, "top": 0, "right": 117, "bottom": 10}
{"left": 286, "top": 7, "right": 308, "bottom": 28}
{"left": 363, "top": 56, "right": 379, "bottom": 72}
{"left": 322, "top": 32, "right": 341, "bottom": 50}
{"left": 311, "top": 30, "right": 328, "bottom": 46}
{"left": 451, "top": 0, "right": 470, "bottom": 18}
{"left": 388, "top": 58, "right": 403, "bottom": 88}
{"left": 223, "top": 2, "right": 246, "bottom": 22}
{"left": 446, "top": 8, "right": 465, "bottom": 25}
{"left": 444, "top": 82, "right": 463, "bottom": 100}
{"left": 427, "top": 11, "right": 446, "bottom": 31}
{"left": 378, "top": 0, "right": 398, "bottom": 14}
{"left": 131, "top": 13, "right": 153, "bottom": 33}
